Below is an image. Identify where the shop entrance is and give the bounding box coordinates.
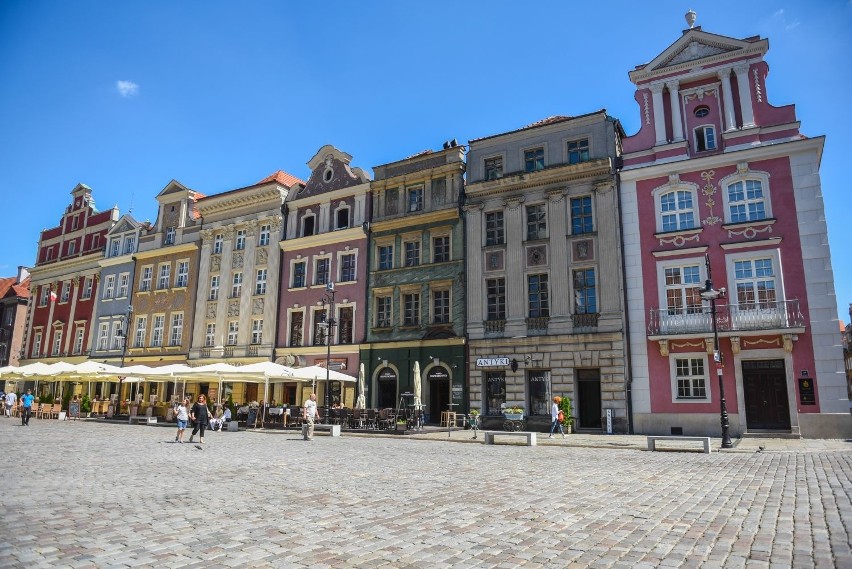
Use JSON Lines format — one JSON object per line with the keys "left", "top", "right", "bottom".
{"left": 428, "top": 379, "right": 449, "bottom": 424}
{"left": 376, "top": 367, "right": 397, "bottom": 409}
{"left": 577, "top": 369, "right": 602, "bottom": 429}
{"left": 743, "top": 359, "right": 790, "bottom": 430}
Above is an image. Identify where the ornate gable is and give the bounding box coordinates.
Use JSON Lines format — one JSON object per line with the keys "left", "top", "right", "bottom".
{"left": 659, "top": 40, "right": 736, "bottom": 68}
{"left": 292, "top": 144, "right": 370, "bottom": 201}
{"left": 109, "top": 214, "right": 139, "bottom": 236}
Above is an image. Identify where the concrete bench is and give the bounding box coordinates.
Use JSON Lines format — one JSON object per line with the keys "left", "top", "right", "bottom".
{"left": 129, "top": 416, "right": 157, "bottom": 425}
{"left": 301, "top": 423, "right": 341, "bottom": 437}
{"left": 483, "top": 431, "right": 537, "bottom": 446}
{"left": 647, "top": 435, "right": 711, "bottom": 454}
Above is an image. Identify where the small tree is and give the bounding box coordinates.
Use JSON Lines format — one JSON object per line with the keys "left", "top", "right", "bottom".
{"left": 559, "top": 396, "right": 573, "bottom": 430}
{"left": 81, "top": 393, "right": 92, "bottom": 414}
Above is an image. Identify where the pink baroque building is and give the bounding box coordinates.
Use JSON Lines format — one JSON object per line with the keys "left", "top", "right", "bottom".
{"left": 620, "top": 19, "right": 849, "bottom": 438}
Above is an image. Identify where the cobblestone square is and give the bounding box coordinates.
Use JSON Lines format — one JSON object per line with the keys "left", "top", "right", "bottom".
{"left": 1, "top": 420, "right": 850, "bottom": 568}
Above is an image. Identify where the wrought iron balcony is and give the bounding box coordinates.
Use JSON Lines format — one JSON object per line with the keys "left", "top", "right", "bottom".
{"left": 648, "top": 299, "right": 804, "bottom": 336}
{"left": 526, "top": 316, "right": 550, "bottom": 332}
{"left": 484, "top": 319, "right": 506, "bottom": 333}
{"left": 572, "top": 313, "right": 600, "bottom": 330}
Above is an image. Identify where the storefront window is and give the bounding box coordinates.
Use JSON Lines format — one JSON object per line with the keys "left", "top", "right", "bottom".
{"left": 485, "top": 372, "right": 506, "bottom": 415}
{"left": 527, "top": 370, "right": 550, "bottom": 416}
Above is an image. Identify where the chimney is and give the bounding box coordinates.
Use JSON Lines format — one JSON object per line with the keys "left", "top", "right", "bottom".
{"left": 16, "top": 266, "right": 29, "bottom": 285}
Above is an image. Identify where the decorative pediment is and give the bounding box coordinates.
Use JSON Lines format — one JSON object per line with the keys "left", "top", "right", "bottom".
{"left": 108, "top": 214, "right": 140, "bottom": 236}
{"left": 658, "top": 40, "right": 736, "bottom": 69}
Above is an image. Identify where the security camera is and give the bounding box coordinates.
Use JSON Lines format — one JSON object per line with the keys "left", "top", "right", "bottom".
{"left": 326, "top": 282, "right": 335, "bottom": 292}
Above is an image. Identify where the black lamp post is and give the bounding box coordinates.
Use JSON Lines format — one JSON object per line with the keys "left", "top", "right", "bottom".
{"left": 700, "top": 255, "right": 733, "bottom": 449}
{"left": 117, "top": 305, "right": 133, "bottom": 416}
{"left": 320, "top": 282, "right": 336, "bottom": 424}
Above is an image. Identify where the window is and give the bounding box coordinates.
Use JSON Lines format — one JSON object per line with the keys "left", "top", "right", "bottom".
{"left": 213, "top": 234, "right": 223, "bottom": 254}
{"left": 123, "top": 236, "right": 135, "bottom": 254}
{"left": 82, "top": 277, "right": 93, "bottom": 299}
{"left": 526, "top": 204, "right": 546, "bottom": 240}
{"left": 235, "top": 229, "right": 246, "bottom": 250}
{"left": 676, "top": 357, "right": 707, "bottom": 399}
{"left": 573, "top": 269, "right": 597, "bottom": 314}
{"left": 735, "top": 258, "right": 777, "bottom": 310}
{"left": 571, "top": 196, "right": 594, "bottom": 235}
{"left": 98, "top": 323, "right": 109, "bottom": 351}
{"left": 60, "top": 282, "right": 71, "bottom": 303}
{"left": 432, "top": 177, "right": 446, "bottom": 204}
{"left": 694, "top": 105, "right": 710, "bottom": 118}
{"left": 67, "top": 241, "right": 76, "bottom": 256}
{"left": 376, "top": 296, "right": 391, "bottom": 328}
{"left": 527, "top": 370, "right": 551, "bottom": 416}
{"left": 151, "top": 316, "right": 164, "bottom": 347}
{"left": 118, "top": 273, "right": 129, "bottom": 297}
{"left": 134, "top": 317, "right": 147, "bottom": 348}
{"left": 432, "top": 289, "right": 450, "bottom": 324}
{"left": 338, "top": 307, "right": 353, "bottom": 343}
{"left": 255, "top": 269, "right": 267, "bottom": 295}
{"left": 336, "top": 208, "right": 349, "bottom": 230}
{"left": 158, "top": 265, "right": 170, "bottom": 290}
{"left": 567, "top": 139, "right": 590, "bottom": 164}
{"left": 165, "top": 226, "right": 176, "bottom": 245}
{"left": 315, "top": 258, "right": 330, "bottom": 285}
{"left": 111, "top": 321, "right": 122, "bottom": 350}
{"left": 227, "top": 321, "right": 239, "bottom": 346}
{"left": 110, "top": 239, "right": 120, "bottom": 257}
{"left": 485, "top": 212, "right": 504, "bottom": 246}
{"left": 170, "top": 313, "right": 183, "bottom": 346}
{"left": 404, "top": 241, "right": 420, "bottom": 267}
{"left": 175, "top": 261, "right": 189, "bottom": 288}
{"left": 664, "top": 265, "right": 702, "bottom": 315}
{"left": 433, "top": 236, "right": 449, "bottom": 263}
{"left": 524, "top": 147, "right": 544, "bottom": 172}
{"left": 91, "top": 234, "right": 100, "bottom": 250}
{"left": 292, "top": 261, "right": 306, "bottom": 288}
{"left": 231, "top": 272, "right": 243, "bottom": 298}
{"left": 39, "top": 286, "right": 49, "bottom": 306}
{"left": 340, "top": 254, "right": 356, "bottom": 282}
{"left": 52, "top": 329, "right": 63, "bottom": 356}
{"left": 407, "top": 187, "right": 424, "bottom": 212}
{"left": 140, "top": 267, "right": 152, "bottom": 292}
{"left": 259, "top": 224, "right": 271, "bottom": 246}
{"left": 485, "top": 372, "right": 506, "bottom": 415}
{"left": 403, "top": 293, "right": 420, "bottom": 326}
{"left": 103, "top": 275, "right": 115, "bottom": 299}
{"left": 487, "top": 278, "right": 506, "bottom": 321}
{"left": 694, "top": 126, "right": 716, "bottom": 152}
{"left": 302, "top": 215, "right": 315, "bottom": 237}
{"left": 313, "top": 309, "right": 327, "bottom": 345}
{"left": 251, "top": 319, "right": 263, "bottom": 344}
{"left": 528, "top": 274, "right": 549, "bottom": 317}
{"left": 660, "top": 190, "right": 695, "bottom": 231}
{"left": 209, "top": 275, "right": 220, "bottom": 300}
{"left": 727, "top": 180, "right": 766, "bottom": 223}
{"left": 205, "top": 323, "right": 215, "bottom": 347}
{"left": 485, "top": 156, "right": 503, "bottom": 180}
{"left": 73, "top": 327, "right": 84, "bottom": 355}
{"left": 32, "top": 331, "right": 42, "bottom": 357}
{"left": 289, "top": 312, "right": 304, "bottom": 347}
{"left": 385, "top": 188, "right": 399, "bottom": 215}
{"left": 378, "top": 245, "right": 393, "bottom": 270}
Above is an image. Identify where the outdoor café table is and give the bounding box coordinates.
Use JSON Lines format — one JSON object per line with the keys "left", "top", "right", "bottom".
{"left": 267, "top": 407, "right": 284, "bottom": 427}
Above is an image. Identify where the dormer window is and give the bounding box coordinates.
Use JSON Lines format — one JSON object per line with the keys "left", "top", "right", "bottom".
{"left": 123, "top": 236, "right": 135, "bottom": 254}
{"left": 336, "top": 207, "right": 350, "bottom": 230}
{"left": 165, "top": 226, "right": 176, "bottom": 245}
{"left": 694, "top": 106, "right": 710, "bottom": 118}
{"left": 485, "top": 157, "right": 503, "bottom": 180}
{"left": 694, "top": 126, "right": 716, "bottom": 152}
{"left": 303, "top": 215, "right": 315, "bottom": 237}
{"left": 110, "top": 239, "right": 121, "bottom": 257}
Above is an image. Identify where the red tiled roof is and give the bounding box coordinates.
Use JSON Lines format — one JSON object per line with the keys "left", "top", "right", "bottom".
{"left": 257, "top": 170, "right": 306, "bottom": 188}
{"left": 0, "top": 276, "right": 30, "bottom": 300}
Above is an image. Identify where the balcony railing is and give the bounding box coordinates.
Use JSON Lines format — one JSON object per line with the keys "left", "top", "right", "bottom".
{"left": 484, "top": 319, "right": 506, "bottom": 333}
{"left": 572, "top": 313, "right": 600, "bottom": 330}
{"left": 526, "top": 316, "right": 550, "bottom": 333}
{"left": 648, "top": 299, "right": 804, "bottom": 336}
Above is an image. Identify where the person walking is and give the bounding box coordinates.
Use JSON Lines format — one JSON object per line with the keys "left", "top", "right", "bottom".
{"left": 188, "top": 394, "right": 210, "bottom": 444}
{"left": 548, "top": 396, "right": 565, "bottom": 439}
{"left": 302, "top": 393, "right": 321, "bottom": 441}
{"left": 21, "top": 389, "right": 35, "bottom": 426}
{"left": 4, "top": 390, "right": 15, "bottom": 417}
{"left": 174, "top": 398, "right": 190, "bottom": 443}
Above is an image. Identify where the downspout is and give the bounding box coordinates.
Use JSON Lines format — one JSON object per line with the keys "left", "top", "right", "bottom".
{"left": 273, "top": 202, "right": 289, "bottom": 363}
{"left": 458, "top": 153, "right": 469, "bottom": 414}
{"left": 614, "top": 147, "right": 635, "bottom": 435}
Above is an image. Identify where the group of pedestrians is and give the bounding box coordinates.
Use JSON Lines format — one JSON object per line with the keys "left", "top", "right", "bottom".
{"left": 2, "top": 389, "right": 35, "bottom": 425}
{"left": 173, "top": 394, "right": 231, "bottom": 444}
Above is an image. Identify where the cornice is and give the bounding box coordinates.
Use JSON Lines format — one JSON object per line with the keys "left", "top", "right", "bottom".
{"left": 371, "top": 162, "right": 465, "bottom": 191}
{"left": 371, "top": 208, "right": 458, "bottom": 232}
{"left": 197, "top": 186, "right": 287, "bottom": 218}
{"left": 99, "top": 253, "right": 135, "bottom": 268}
{"left": 134, "top": 242, "right": 198, "bottom": 260}
{"left": 466, "top": 159, "right": 613, "bottom": 198}
{"left": 28, "top": 253, "right": 104, "bottom": 283}
{"left": 288, "top": 182, "right": 370, "bottom": 208}
{"left": 279, "top": 227, "right": 366, "bottom": 253}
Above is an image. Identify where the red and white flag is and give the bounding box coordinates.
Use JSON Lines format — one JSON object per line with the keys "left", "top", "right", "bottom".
{"left": 49, "top": 290, "right": 57, "bottom": 303}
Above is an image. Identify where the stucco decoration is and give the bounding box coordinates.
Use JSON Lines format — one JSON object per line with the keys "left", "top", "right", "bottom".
{"left": 657, "top": 340, "right": 669, "bottom": 357}
{"left": 211, "top": 255, "right": 221, "bottom": 272}
{"left": 659, "top": 232, "right": 700, "bottom": 247}
{"left": 573, "top": 240, "right": 595, "bottom": 262}
{"left": 227, "top": 300, "right": 239, "bottom": 317}
{"left": 727, "top": 225, "right": 773, "bottom": 239}
{"left": 663, "top": 41, "right": 732, "bottom": 68}
{"left": 753, "top": 69, "right": 763, "bottom": 103}
{"left": 206, "top": 303, "right": 216, "bottom": 319}
{"left": 704, "top": 338, "right": 715, "bottom": 355}
{"left": 486, "top": 251, "right": 504, "bottom": 271}
{"left": 256, "top": 248, "right": 268, "bottom": 265}
{"left": 671, "top": 340, "right": 705, "bottom": 350}
{"left": 743, "top": 337, "right": 781, "bottom": 349}
{"left": 643, "top": 92, "right": 651, "bottom": 125}
{"left": 232, "top": 252, "right": 243, "bottom": 269}
{"left": 526, "top": 245, "right": 547, "bottom": 267}
{"left": 683, "top": 86, "right": 719, "bottom": 104}
{"left": 700, "top": 170, "right": 722, "bottom": 226}
{"left": 201, "top": 229, "right": 213, "bottom": 243}
{"left": 252, "top": 298, "right": 264, "bottom": 315}
{"left": 730, "top": 336, "right": 741, "bottom": 354}
{"left": 783, "top": 334, "right": 795, "bottom": 353}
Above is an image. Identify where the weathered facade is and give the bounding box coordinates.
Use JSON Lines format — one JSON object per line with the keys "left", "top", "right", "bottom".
{"left": 361, "top": 144, "right": 466, "bottom": 417}
{"left": 620, "top": 20, "right": 848, "bottom": 438}
{"left": 275, "top": 145, "right": 370, "bottom": 408}
{"left": 464, "top": 112, "right": 628, "bottom": 432}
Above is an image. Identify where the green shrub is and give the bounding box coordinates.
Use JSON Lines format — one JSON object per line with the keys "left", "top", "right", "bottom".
{"left": 81, "top": 393, "right": 92, "bottom": 413}
{"left": 559, "top": 396, "right": 573, "bottom": 428}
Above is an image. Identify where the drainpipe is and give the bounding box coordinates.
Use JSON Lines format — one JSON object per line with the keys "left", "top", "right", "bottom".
{"left": 614, "top": 154, "right": 634, "bottom": 435}
{"left": 273, "top": 203, "right": 289, "bottom": 362}
{"left": 458, "top": 158, "right": 469, "bottom": 414}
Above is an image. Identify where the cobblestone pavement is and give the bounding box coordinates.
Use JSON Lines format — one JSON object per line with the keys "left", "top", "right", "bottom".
{"left": 1, "top": 420, "right": 850, "bottom": 568}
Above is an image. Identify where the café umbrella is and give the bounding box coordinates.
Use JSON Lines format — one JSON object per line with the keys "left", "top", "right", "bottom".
{"left": 355, "top": 363, "right": 366, "bottom": 410}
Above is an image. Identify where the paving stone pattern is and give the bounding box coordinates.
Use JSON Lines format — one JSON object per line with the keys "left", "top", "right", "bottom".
{"left": 0, "top": 420, "right": 850, "bottom": 568}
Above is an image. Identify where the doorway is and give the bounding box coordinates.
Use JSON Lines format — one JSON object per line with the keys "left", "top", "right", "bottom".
{"left": 428, "top": 379, "right": 449, "bottom": 424}
{"left": 743, "top": 359, "right": 791, "bottom": 430}
{"left": 577, "top": 369, "right": 602, "bottom": 429}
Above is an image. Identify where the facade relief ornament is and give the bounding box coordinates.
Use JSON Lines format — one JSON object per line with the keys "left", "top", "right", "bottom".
{"left": 228, "top": 300, "right": 240, "bottom": 317}
{"left": 657, "top": 339, "right": 669, "bottom": 357}
{"left": 753, "top": 69, "right": 763, "bottom": 103}
{"left": 727, "top": 225, "right": 773, "bottom": 239}
{"left": 252, "top": 298, "right": 264, "bottom": 315}
{"left": 670, "top": 340, "right": 706, "bottom": 350}
{"left": 783, "top": 334, "right": 795, "bottom": 353}
{"left": 223, "top": 225, "right": 235, "bottom": 240}
{"left": 643, "top": 92, "right": 651, "bottom": 125}
{"left": 730, "top": 336, "right": 741, "bottom": 354}
{"left": 700, "top": 170, "right": 722, "bottom": 226}
{"left": 70, "top": 276, "right": 80, "bottom": 288}
{"left": 201, "top": 229, "right": 214, "bottom": 242}
{"left": 736, "top": 162, "right": 749, "bottom": 175}
{"left": 547, "top": 190, "right": 566, "bottom": 203}
{"left": 245, "top": 220, "right": 258, "bottom": 237}
{"left": 742, "top": 338, "right": 781, "bottom": 349}
{"left": 684, "top": 86, "right": 719, "bottom": 103}
{"left": 256, "top": 248, "right": 268, "bottom": 266}
{"left": 658, "top": 232, "right": 700, "bottom": 248}
{"left": 593, "top": 181, "right": 613, "bottom": 194}
{"left": 704, "top": 338, "right": 715, "bottom": 355}
{"left": 206, "top": 303, "right": 217, "bottom": 319}
{"left": 211, "top": 255, "right": 221, "bottom": 272}
{"left": 503, "top": 197, "right": 525, "bottom": 211}
{"left": 232, "top": 252, "right": 244, "bottom": 269}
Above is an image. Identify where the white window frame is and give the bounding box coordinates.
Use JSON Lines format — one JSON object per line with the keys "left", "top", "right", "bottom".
{"left": 117, "top": 273, "right": 129, "bottom": 298}
{"left": 175, "top": 261, "right": 189, "bottom": 288}
{"left": 123, "top": 235, "right": 135, "bottom": 254}
{"left": 209, "top": 275, "right": 220, "bottom": 300}
{"left": 569, "top": 195, "right": 595, "bottom": 236}
{"left": 151, "top": 315, "right": 165, "bottom": 347}
{"left": 525, "top": 203, "right": 547, "bottom": 241}
{"left": 227, "top": 321, "right": 239, "bottom": 346}
{"left": 255, "top": 268, "right": 267, "bottom": 295}
{"left": 52, "top": 329, "right": 63, "bottom": 356}
{"left": 73, "top": 327, "right": 85, "bottom": 355}
{"left": 165, "top": 226, "right": 176, "bottom": 245}
{"left": 231, "top": 272, "right": 243, "bottom": 298}
{"left": 251, "top": 318, "right": 263, "bottom": 345}
{"left": 334, "top": 204, "right": 351, "bottom": 230}
{"left": 32, "top": 330, "right": 43, "bottom": 357}
{"left": 60, "top": 281, "right": 71, "bottom": 303}
{"left": 82, "top": 276, "right": 93, "bottom": 299}
{"left": 140, "top": 266, "right": 153, "bottom": 292}
{"left": 693, "top": 124, "right": 717, "bottom": 152}
{"left": 431, "top": 231, "right": 451, "bottom": 264}
{"left": 235, "top": 229, "right": 246, "bottom": 250}
{"left": 97, "top": 322, "right": 110, "bottom": 351}
{"left": 103, "top": 275, "right": 115, "bottom": 300}
{"left": 205, "top": 323, "right": 216, "bottom": 347}
{"left": 314, "top": 256, "right": 331, "bottom": 286}
{"left": 258, "top": 224, "right": 271, "bottom": 246}
{"left": 338, "top": 250, "right": 358, "bottom": 283}
{"left": 375, "top": 293, "right": 393, "bottom": 328}
{"left": 719, "top": 169, "right": 772, "bottom": 224}
{"left": 376, "top": 242, "right": 394, "bottom": 271}
{"left": 170, "top": 313, "right": 183, "bottom": 346}
{"left": 110, "top": 239, "right": 121, "bottom": 257}
{"left": 522, "top": 144, "right": 546, "bottom": 172}
{"left": 431, "top": 287, "right": 451, "bottom": 324}
{"left": 301, "top": 213, "right": 316, "bottom": 237}
{"left": 291, "top": 259, "right": 307, "bottom": 289}
{"left": 403, "top": 238, "right": 421, "bottom": 267}
{"left": 669, "top": 352, "right": 711, "bottom": 402}
{"left": 111, "top": 321, "right": 123, "bottom": 350}
{"left": 565, "top": 137, "right": 591, "bottom": 165}
{"left": 134, "top": 316, "right": 147, "bottom": 348}
{"left": 157, "top": 264, "right": 171, "bottom": 290}
{"left": 213, "top": 234, "right": 224, "bottom": 254}
{"left": 406, "top": 185, "right": 424, "bottom": 213}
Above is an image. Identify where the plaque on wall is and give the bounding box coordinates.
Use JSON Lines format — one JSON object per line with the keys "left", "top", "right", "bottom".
{"left": 798, "top": 377, "right": 816, "bottom": 405}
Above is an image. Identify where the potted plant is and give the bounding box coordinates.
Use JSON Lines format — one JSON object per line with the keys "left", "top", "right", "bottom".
{"left": 81, "top": 393, "right": 92, "bottom": 417}
{"left": 502, "top": 405, "right": 524, "bottom": 420}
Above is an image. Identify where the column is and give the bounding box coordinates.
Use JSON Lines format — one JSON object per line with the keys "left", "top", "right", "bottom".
{"left": 734, "top": 64, "right": 755, "bottom": 128}
{"left": 218, "top": 226, "right": 235, "bottom": 351}
{"left": 666, "top": 80, "right": 684, "bottom": 141}
{"left": 319, "top": 202, "right": 331, "bottom": 233}
{"left": 463, "top": 204, "right": 484, "bottom": 336}
{"left": 504, "top": 197, "right": 525, "bottom": 331}
{"left": 718, "top": 68, "right": 737, "bottom": 131}
{"left": 65, "top": 276, "right": 80, "bottom": 354}
{"left": 593, "top": 182, "right": 620, "bottom": 314}
{"left": 193, "top": 230, "right": 213, "bottom": 354}
{"left": 240, "top": 221, "right": 259, "bottom": 346}
{"left": 547, "top": 191, "right": 569, "bottom": 320}
{"left": 650, "top": 83, "right": 667, "bottom": 146}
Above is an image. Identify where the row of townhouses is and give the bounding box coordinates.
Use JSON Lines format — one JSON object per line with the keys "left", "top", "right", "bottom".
{"left": 6, "top": 22, "right": 849, "bottom": 438}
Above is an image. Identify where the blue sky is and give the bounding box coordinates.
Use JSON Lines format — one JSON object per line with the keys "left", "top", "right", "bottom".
{"left": 1, "top": 1, "right": 850, "bottom": 321}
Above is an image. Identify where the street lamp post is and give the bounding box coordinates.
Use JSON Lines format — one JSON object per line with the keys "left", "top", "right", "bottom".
{"left": 117, "top": 305, "right": 133, "bottom": 417}
{"left": 320, "top": 282, "right": 336, "bottom": 424}
{"left": 700, "top": 255, "right": 733, "bottom": 449}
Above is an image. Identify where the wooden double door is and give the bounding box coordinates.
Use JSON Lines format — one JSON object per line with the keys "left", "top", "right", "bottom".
{"left": 742, "top": 359, "right": 791, "bottom": 430}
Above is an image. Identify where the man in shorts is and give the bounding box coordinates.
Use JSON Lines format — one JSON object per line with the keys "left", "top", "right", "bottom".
{"left": 5, "top": 390, "right": 16, "bottom": 417}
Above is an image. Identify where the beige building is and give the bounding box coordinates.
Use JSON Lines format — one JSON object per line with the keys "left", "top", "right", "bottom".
{"left": 464, "top": 112, "right": 630, "bottom": 432}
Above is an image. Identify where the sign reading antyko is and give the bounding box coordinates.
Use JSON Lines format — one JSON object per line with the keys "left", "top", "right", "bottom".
{"left": 476, "top": 357, "right": 510, "bottom": 368}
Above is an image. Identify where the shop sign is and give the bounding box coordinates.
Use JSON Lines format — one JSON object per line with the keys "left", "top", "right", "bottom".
{"left": 318, "top": 358, "right": 347, "bottom": 370}
{"left": 378, "top": 367, "right": 397, "bottom": 381}
{"left": 427, "top": 366, "right": 449, "bottom": 380}
{"left": 476, "top": 357, "right": 509, "bottom": 368}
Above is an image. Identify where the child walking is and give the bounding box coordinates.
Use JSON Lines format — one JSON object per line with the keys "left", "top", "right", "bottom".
{"left": 174, "top": 398, "right": 190, "bottom": 443}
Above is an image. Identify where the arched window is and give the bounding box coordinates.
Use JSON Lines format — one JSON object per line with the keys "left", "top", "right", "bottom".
{"left": 659, "top": 190, "right": 696, "bottom": 232}
{"left": 727, "top": 180, "right": 767, "bottom": 222}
